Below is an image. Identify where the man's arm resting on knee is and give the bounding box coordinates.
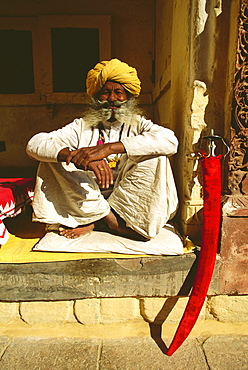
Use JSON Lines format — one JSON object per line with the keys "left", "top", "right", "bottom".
{"left": 57, "top": 142, "right": 126, "bottom": 189}
{"left": 57, "top": 147, "right": 72, "bottom": 162}
{"left": 57, "top": 142, "right": 126, "bottom": 167}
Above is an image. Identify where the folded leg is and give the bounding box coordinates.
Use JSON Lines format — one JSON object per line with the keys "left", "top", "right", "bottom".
{"left": 107, "top": 155, "right": 178, "bottom": 238}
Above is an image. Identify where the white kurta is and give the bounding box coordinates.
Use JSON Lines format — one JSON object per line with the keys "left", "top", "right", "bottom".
{"left": 26, "top": 114, "right": 179, "bottom": 238}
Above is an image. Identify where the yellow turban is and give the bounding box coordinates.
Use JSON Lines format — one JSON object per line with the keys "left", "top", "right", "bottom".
{"left": 86, "top": 58, "right": 141, "bottom": 98}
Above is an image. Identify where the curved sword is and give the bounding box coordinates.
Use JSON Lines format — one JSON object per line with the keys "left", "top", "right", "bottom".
{"left": 166, "top": 130, "right": 228, "bottom": 356}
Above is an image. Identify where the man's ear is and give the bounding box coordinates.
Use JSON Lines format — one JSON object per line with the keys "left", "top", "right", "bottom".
{"left": 125, "top": 90, "right": 133, "bottom": 99}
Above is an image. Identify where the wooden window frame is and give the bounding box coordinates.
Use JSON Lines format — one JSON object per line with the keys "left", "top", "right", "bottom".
{"left": 0, "top": 15, "right": 111, "bottom": 106}
{"left": 0, "top": 17, "right": 40, "bottom": 106}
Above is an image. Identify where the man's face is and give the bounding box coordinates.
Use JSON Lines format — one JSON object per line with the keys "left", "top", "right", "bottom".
{"left": 96, "top": 81, "right": 128, "bottom": 122}
{"left": 85, "top": 81, "right": 139, "bottom": 126}
{"left": 97, "top": 81, "right": 128, "bottom": 105}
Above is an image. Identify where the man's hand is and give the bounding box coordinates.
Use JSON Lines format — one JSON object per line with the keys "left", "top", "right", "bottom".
{"left": 86, "top": 160, "right": 113, "bottom": 188}
{"left": 67, "top": 144, "right": 112, "bottom": 168}
{"left": 57, "top": 142, "right": 125, "bottom": 188}
{"left": 61, "top": 142, "right": 125, "bottom": 168}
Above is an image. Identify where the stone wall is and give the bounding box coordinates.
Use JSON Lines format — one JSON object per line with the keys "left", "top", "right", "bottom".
{"left": 1, "top": 295, "right": 248, "bottom": 326}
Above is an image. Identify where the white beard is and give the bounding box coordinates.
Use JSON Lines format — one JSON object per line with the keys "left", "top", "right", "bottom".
{"left": 83, "top": 98, "right": 143, "bottom": 128}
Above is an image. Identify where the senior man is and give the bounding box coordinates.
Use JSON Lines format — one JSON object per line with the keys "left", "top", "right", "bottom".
{"left": 27, "top": 58, "right": 178, "bottom": 241}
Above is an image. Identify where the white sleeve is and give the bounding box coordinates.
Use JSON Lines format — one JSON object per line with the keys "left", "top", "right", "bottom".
{"left": 121, "top": 117, "right": 178, "bottom": 157}
{"left": 26, "top": 119, "right": 83, "bottom": 162}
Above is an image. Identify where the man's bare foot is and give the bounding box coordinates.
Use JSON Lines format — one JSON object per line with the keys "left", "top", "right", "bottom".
{"left": 58, "top": 223, "right": 94, "bottom": 239}
{"left": 102, "top": 210, "right": 149, "bottom": 241}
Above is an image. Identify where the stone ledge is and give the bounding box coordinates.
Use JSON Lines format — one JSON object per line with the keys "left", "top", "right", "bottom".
{"left": 0, "top": 252, "right": 220, "bottom": 301}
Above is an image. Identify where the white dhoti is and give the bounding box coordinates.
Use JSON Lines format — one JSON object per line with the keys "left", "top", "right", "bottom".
{"left": 27, "top": 115, "right": 179, "bottom": 240}
{"left": 108, "top": 155, "right": 178, "bottom": 238}
{"left": 32, "top": 162, "right": 111, "bottom": 227}
{"left": 32, "top": 154, "right": 178, "bottom": 239}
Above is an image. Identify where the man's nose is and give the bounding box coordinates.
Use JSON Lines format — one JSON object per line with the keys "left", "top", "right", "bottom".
{"left": 108, "top": 91, "right": 117, "bottom": 101}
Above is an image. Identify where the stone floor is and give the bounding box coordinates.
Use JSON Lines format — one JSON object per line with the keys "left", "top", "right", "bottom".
{"left": 0, "top": 335, "right": 247, "bottom": 369}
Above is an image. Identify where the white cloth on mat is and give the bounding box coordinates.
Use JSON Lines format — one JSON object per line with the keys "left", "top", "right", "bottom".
{"left": 33, "top": 224, "right": 184, "bottom": 255}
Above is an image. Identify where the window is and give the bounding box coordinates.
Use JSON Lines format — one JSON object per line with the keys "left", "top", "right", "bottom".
{"left": 51, "top": 28, "right": 99, "bottom": 93}
{"left": 0, "top": 30, "right": 34, "bottom": 94}
{"left": 0, "top": 17, "right": 40, "bottom": 105}
{"left": 0, "top": 15, "right": 111, "bottom": 106}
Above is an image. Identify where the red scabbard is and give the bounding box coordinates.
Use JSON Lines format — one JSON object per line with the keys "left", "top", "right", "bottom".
{"left": 166, "top": 155, "right": 222, "bottom": 356}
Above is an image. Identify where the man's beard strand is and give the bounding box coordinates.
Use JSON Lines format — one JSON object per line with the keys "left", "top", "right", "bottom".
{"left": 82, "top": 98, "right": 143, "bottom": 128}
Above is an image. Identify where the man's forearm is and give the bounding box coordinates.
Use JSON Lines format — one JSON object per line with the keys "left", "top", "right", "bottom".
{"left": 107, "top": 141, "right": 126, "bottom": 155}
{"left": 57, "top": 142, "right": 126, "bottom": 163}
{"left": 57, "top": 147, "right": 71, "bottom": 162}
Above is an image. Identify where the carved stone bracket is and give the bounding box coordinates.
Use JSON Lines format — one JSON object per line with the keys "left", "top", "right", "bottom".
{"left": 228, "top": 0, "right": 248, "bottom": 195}
{"left": 222, "top": 194, "right": 248, "bottom": 216}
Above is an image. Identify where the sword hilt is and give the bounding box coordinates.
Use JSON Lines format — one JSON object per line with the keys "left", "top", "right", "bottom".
{"left": 202, "top": 129, "right": 230, "bottom": 158}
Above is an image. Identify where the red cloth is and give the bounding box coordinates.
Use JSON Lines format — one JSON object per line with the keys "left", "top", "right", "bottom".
{"left": 0, "top": 178, "right": 34, "bottom": 210}
{"left": 166, "top": 156, "right": 222, "bottom": 356}
{"left": 0, "top": 178, "right": 34, "bottom": 242}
